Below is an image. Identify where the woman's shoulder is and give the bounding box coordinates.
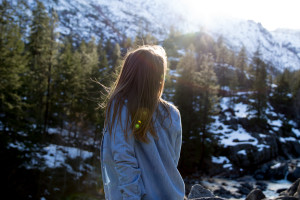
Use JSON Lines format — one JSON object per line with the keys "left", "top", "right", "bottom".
{"left": 159, "top": 99, "right": 180, "bottom": 118}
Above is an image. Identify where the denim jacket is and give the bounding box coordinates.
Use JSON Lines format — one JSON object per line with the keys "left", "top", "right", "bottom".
{"left": 100, "top": 101, "right": 185, "bottom": 200}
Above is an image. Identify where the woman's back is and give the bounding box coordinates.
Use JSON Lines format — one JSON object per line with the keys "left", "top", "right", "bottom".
{"left": 100, "top": 101, "right": 185, "bottom": 199}
{"left": 100, "top": 45, "right": 184, "bottom": 199}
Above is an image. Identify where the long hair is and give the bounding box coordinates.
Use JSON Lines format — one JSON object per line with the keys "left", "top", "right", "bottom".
{"left": 104, "top": 45, "right": 170, "bottom": 143}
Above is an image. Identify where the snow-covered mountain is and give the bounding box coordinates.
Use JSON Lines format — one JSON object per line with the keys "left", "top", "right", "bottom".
{"left": 205, "top": 19, "right": 300, "bottom": 70}
{"left": 36, "top": 0, "right": 300, "bottom": 70}
{"left": 34, "top": 0, "right": 185, "bottom": 41}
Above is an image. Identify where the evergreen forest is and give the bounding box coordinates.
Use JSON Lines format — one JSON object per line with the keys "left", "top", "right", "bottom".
{"left": 1, "top": 1, "right": 300, "bottom": 199}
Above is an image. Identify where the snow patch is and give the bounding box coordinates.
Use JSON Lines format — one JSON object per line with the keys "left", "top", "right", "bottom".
{"left": 211, "top": 156, "right": 230, "bottom": 164}
{"left": 235, "top": 102, "right": 248, "bottom": 118}
{"left": 237, "top": 150, "right": 247, "bottom": 155}
{"left": 42, "top": 144, "right": 93, "bottom": 169}
{"left": 292, "top": 128, "right": 300, "bottom": 137}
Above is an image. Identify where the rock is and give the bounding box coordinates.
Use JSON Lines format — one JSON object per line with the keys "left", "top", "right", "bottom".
{"left": 241, "top": 182, "right": 254, "bottom": 191}
{"left": 254, "top": 163, "right": 271, "bottom": 180}
{"left": 280, "top": 178, "right": 300, "bottom": 197}
{"left": 227, "top": 135, "right": 278, "bottom": 168}
{"left": 269, "top": 162, "right": 289, "bottom": 180}
{"left": 287, "top": 167, "right": 300, "bottom": 182}
{"left": 274, "top": 197, "right": 298, "bottom": 200}
{"left": 277, "top": 188, "right": 288, "bottom": 194}
{"left": 287, "top": 178, "right": 300, "bottom": 197}
{"left": 213, "top": 186, "right": 233, "bottom": 199}
{"left": 254, "top": 161, "right": 289, "bottom": 180}
{"left": 188, "top": 198, "right": 226, "bottom": 200}
{"left": 279, "top": 141, "right": 300, "bottom": 158}
{"left": 245, "top": 189, "right": 266, "bottom": 200}
{"left": 188, "top": 184, "right": 215, "bottom": 199}
{"left": 256, "top": 181, "right": 268, "bottom": 191}
{"left": 294, "top": 182, "right": 300, "bottom": 199}
{"left": 238, "top": 182, "right": 254, "bottom": 195}
{"left": 236, "top": 175, "right": 256, "bottom": 182}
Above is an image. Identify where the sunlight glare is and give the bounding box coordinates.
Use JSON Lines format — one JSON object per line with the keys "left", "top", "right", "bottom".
{"left": 179, "top": 0, "right": 300, "bottom": 30}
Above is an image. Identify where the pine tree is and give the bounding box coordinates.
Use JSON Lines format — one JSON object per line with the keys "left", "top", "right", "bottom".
{"left": 52, "top": 37, "right": 75, "bottom": 130}
{"left": 97, "top": 37, "right": 108, "bottom": 70}
{"left": 192, "top": 53, "right": 219, "bottom": 168}
{"left": 174, "top": 44, "right": 198, "bottom": 172}
{"left": 214, "top": 36, "right": 230, "bottom": 87}
{"left": 27, "top": 0, "right": 56, "bottom": 131}
{"left": 111, "top": 43, "right": 122, "bottom": 70}
{"left": 96, "top": 38, "right": 111, "bottom": 86}
{"left": 0, "top": 0, "right": 27, "bottom": 131}
{"left": 44, "top": 8, "right": 59, "bottom": 133}
{"left": 271, "top": 69, "right": 292, "bottom": 116}
{"left": 175, "top": 44, "right": 219, "bottom": 172}
{"left": 121, "top": 37, "right": 132, "bottom": 50}
{"left": 134, "top": 31, "right": 158, "bottom": 46}
{"left": 292, "top": 74, "right": 300, "bottom": 126}
{"left": 163, "top": 26, "right": 181, "bottom": 58}
{"left": 248, "top": 49, "right": 268, "bottom": 120}
{"left": 236, "top": 46, "right": 248, "bottom": 89}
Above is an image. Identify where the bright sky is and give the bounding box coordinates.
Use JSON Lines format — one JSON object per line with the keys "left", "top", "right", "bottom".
{"left": 179, "top": 0, "right": 300, "bottom": 31}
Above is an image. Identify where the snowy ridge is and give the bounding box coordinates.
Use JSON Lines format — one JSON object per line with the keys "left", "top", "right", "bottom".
{"left": 37, "top": 0, "right": 185, "bottom": 41}
{"left": 29, "top": 0, "right": 300, "bottom": 70}
{"left": 207, "top": 20, "right": 300, "bottom": 70}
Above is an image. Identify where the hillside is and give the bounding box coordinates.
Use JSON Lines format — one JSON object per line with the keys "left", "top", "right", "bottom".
{"left": 31, "top": 0, "right": 300, "bottom": 70}
{"left": 1, "top": 0, "right": 300, "bottom": 199}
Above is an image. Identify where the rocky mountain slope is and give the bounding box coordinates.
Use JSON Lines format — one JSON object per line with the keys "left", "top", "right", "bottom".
{"left": 33, "top": 0, "right": 300, "bottom": 71}
{"left": 207, "top": 19, "right": 300, "bottom": 70}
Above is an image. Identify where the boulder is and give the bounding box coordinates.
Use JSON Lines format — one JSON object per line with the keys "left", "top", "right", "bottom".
{"left": 279, "top": 141, "right": 300, "bottom": 158}
{"left": 274, "top": 197, "right": 298, "bottom": 200}
{"left": 254, "top": 161, "right": 289, "bottom": 180}
{"left": 275, "top": 178, "right": 300, "bottom": 200}
{"left": 280, "top": 178, "right": 300, "bottom": 197}
{"left": 188, "top": 198, "right": 226, "bottom": 200}
{"left": 287, "top": 167, "right": 300, "bottom": 182}
{"left": 269, "top": 162, "right": 289, "bottom": 180}
{"left": 187, "top": 184, "right": 227, "bottom": 200}
{"left": 277, "top": 188, "right": 288, "bottom": 194}
{"left": 213, "top": 186, "right": 233, "bottom": 199}
{"left": 245, "top": 189, "right": 266, "bottom": 200}
{"left": 227, "top": 135, "right": 278, "bottom": 168}
{"left": 237, "top": 182, "right": 253, "bottom": 195}
{"left": 255, "top": 181, "right": 268, "bottom": 191}
{"left": 188, "top": 184, "right": 214, "bottom": 199}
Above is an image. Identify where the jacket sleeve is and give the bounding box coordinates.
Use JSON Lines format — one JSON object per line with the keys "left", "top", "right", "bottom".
{"left": 174, "top": 110, "right": 182, "bottom": 167}
{"left": 110, "top": 104, "right": 145, "bottom": 200}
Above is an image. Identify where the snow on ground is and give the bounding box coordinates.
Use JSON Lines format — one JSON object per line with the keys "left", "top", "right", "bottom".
{"left": 235, "top": 102, "right": 248, "bottom": 118}
{"left": 264, "top": 179, "right": 292, "bottom": 199}
{"left": 271, "top": 162, "right": 282, "bottom": 169}
{"left": 259, "top": 134, "right": 267, "bottom": 138}
{"left": 236, "top": 91, "right": 254, "bottom": 96}
{"left": 223, "top": 163, "right": 233, "bottom": 169}
{"left": 211, "top": 156, "right": 233, "bottom": 170}
{"left": 268, "top": 119, "right": 283, "bottom": 127}
{"left": 42, "top": 144, "right": 93, "bottom": 168}
{"left": 212, "top": 156, "right": 230, "bottom": 164}
{"left": 237, "top": 150, "right": 247, "bottom": 155}
{"left": 292, "top": 128, "right": 300, "bottom": 137}
{"left": 279, "top": 137, "right": 297, "bottom": 143}
{"left": 266, "top": 106, "right": 278, "bottom": 118}
{"left": 211, "top": 116, "right": 270, "bottom": 151}
{"left": 7, "top": 139, "right": 94, "bottom": 177}
{"left": 220, "top": 97, "right": 230, "bottom": 110}
{"left": 8, "top": 141, "right": 28, "bottom": 151}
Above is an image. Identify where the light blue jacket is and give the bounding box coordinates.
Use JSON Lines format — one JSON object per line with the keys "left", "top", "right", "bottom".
{"left": 100, "top": 101, "right": 185, "bottom": 200}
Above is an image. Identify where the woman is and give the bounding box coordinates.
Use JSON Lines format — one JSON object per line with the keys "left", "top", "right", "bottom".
{"left": 100, "top": 45, "right": 185, "bottom": 199}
